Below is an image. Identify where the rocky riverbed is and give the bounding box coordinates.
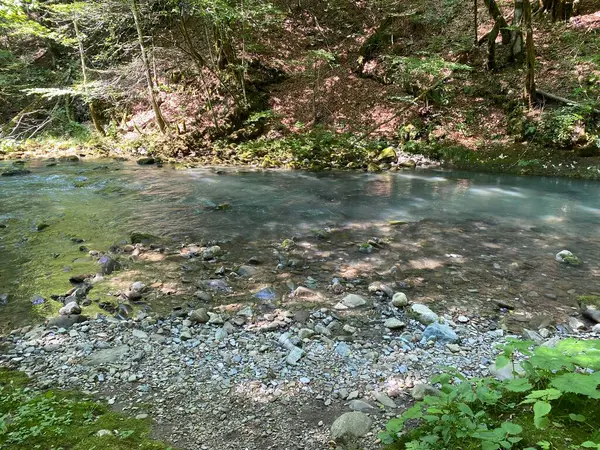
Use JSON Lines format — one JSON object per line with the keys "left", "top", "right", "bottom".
{"left": 2, "top": 236, "right": 600, "bottom": 449}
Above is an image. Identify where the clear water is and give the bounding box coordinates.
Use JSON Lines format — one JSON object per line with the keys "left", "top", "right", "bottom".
{"left": 1, "top": 160, "right": 599, "bottom": 329}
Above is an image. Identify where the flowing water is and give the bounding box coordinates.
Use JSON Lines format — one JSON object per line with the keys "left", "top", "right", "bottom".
{"left": 1, "top": 160, "right": 600, "bottom": 331}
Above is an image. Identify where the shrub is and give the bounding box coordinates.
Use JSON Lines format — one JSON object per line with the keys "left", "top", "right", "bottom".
{"left": 380, "top": 338, "right": 600, "bottom": 450}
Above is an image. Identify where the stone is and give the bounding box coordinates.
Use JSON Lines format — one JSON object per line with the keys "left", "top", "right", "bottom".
{"left": 237, "top": 265, "right": 259, "bottom": 278}
{"left": 457, "top": 315, "right": 469, "bottom": 323}
{"left": 254, "top": 287, "right": 276, "bottom": 300}
{"left": 135, "top": 413, "right": 149, "bottom": 420}
{"left": 194, "top": 291, "right": 213, "bottom": 302}
{"left": 411, "top": 384, "right": 441, "bottom": 401}
{"left": 236, "top": 306, "right": 253, "bottom": 317}
{"left": 391, "top": 292, "right": 408, "bottom": 307}
{"left": 569, "top": 316, "right": 585, "bottom": 330}
{"left": 137, "top": 157, "right": 155, "bottom": 165}
{"left": 555, "top": 250, "right": 581, "bottom": 266}
{"left": 59, "top": 301, "right": 81, "bottom": 316}
{"left": 373, "top": 391, "right": 396, "bottom": 408}
{"left": 299, "top": 328, "right": 316, "bottom": 339}
{"left": 523, "top": 328, "right": 543, "bottom": 343}
{"left": 132, "top": 329, "right": 149, "bottom": 340}
{"left": 348, "top": 400, "right": 375, "bottom": 412}
{"left": 98, "top": 255, "right": 120, "bottom": 275}
{"left": 207, "top": 312, "right": 225, "bottom": 324}
{"left": 189, "top": 308, "right": 210, "bottom": 323}
{"left": 331, "top": 412, "right": 372, "bottom": 443}
{"left": 84, "top": 345, "right": 130, "bottom": 366}
{"left": 215, "top": 328, "right": 228, "bottom": 341}
{"left": 286, "top": 347, "right": 304, "bottom": 365}
{"left": 343, "top": 324, "right": 356, "bottom": 334}
{"left": 314, "top": 324, "right": 332, "bottom": 336}
{"left": 46, "top": 315, "right": 87, "bottom": 329}
{"left": 583, "top": 309, "right": 600, "bottom": 324}
{"left": 335, "top": 342, "right": 351, "bottom": 357}
{"left": 341, "top": 294, "right": 367, "bottom": 308}
{"left": 489, "top": 361, "right": 525, "bottom": 380}
{"left": 292, "top": 286, "right": 324, "bottom": 301}
{"left": 384, "top": 318, "right": 405, "bottom": 330}
{"left": 202, "top": 245, "right": 223, "bottom": 260}
{"left": 180, "top": 330, "right": 192, "bottom": 340}
{"left": 421, "top": 322, "right": 458, "bottom": 343}
{"left": 446, "top": 343, "right": 461, "bottom": 353}
{"left": 96, "top": 429, "right": 112, "bottom": 437}
{"left": 368, "top": 281, "right": 394, "bottom": 298}
{"left": 411, "top": 303, "right": 439, "bottom": 324}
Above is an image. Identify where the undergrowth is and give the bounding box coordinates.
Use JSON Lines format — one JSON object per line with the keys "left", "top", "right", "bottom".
{"left": 0, "top": 368, "right": 173, "bottom": 450}
{"left": 380, "top": 338, "right": 600, "bottom": 450}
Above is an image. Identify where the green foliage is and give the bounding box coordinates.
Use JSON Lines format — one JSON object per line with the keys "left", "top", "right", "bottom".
{"left": 380, "top": 339, "right": 600, "bottom": 450}
{"left": 539, "top": 107, "right": 591, "bottom": 148}
{"left": 0, "top": 369, "right": 173, "bottom": 450}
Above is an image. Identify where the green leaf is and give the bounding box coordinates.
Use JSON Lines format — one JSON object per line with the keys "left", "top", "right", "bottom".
{"left": 503, "top": 378, "right": 533, "bottom": 393}
{"left": 481, "top": 441, "right": 500, "bottom": 450}
{"left": 522, "top": 389, "right": 562, "bottom": 403}
{"left": 533, "top": 401, "right": 551, "bottom": 418}
{"left": 569, "top": 413, "right": 586, "bottom": 422}
{"left": 534, "top": 416, "right": 549, "bottom": 429}
{"left": 501, "top": 422, "right": 523, "bottom": 435}
{"left": 581, "top": 442, "right": 600, "bottom": 449}
{"left": 456, "top": 403, "right": 473, "bottom": 417}
{"left": 385, "top": 418, "right": 405, "bottom": 433}
{"left": 550, "top": 373, "right": 600, "bottom": 399}
{"left": 495, "top": 355, "right": 510, "bottom": 369}
{"left": 378, "top": 431, "right": 396, "bottom": 445}
{"left": 402, "top": 404, "right": 423, "bottom": 420}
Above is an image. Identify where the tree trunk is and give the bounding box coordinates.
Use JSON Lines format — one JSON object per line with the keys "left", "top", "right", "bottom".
{"left": 523, "top": 0, "right": 536, "bottom": 106}
{"left": 511, "top": 0, "right": 525, "bottom": 62}
{"left": 474, "top": 0, "right": 479, "bottom": 45}
{"left": 487, "top": 23, "right": 499, "bottom": 69}
{"left": 482, "top": 0, "right": 511, "bottom": 44}
{"left": 131, "top": 0, "right": 167, "bottom": 133}
{"left": 74, "top": 20, "right": 105, "bottom": 135}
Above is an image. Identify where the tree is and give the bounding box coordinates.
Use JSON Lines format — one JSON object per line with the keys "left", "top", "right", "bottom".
{"left": 130, "top": 0, "right": 167, "bottom": 133}
{"left": 523, "top": 0, "right": 536, "bottom": 106}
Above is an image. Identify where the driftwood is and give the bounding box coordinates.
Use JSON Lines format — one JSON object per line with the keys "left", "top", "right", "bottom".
{"left": 536, "top": 89, "right": 600, "bottom": 113}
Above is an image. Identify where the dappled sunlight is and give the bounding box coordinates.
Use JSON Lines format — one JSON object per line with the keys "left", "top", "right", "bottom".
{"left": 408, "top": 258, "right": 444, "bottom": 270}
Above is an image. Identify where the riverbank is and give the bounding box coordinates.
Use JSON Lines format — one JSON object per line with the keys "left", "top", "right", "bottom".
{"left": 2, "top": 133, "right": 600, "bottom": 180}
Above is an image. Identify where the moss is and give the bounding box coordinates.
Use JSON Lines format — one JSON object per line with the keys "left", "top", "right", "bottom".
{"left": 0, "top": 369, "right": 174, "bottom": 450}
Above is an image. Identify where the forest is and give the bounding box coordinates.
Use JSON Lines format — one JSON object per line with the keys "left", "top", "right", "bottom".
{"left": 2, "top": 1, "right": 600, "bottom": 450}
{"left": 0, "top": 0, "right": 599, "bottom": 175}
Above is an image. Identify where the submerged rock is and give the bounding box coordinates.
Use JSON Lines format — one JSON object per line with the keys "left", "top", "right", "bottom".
{"left": 1, "top": 168, "right": 31, "bottom": 177}
{"left": 136, "top": 157, "right": 155, "bottom": 165}
{"left": 555, "top": 250, "right": 581, "bottom": 266}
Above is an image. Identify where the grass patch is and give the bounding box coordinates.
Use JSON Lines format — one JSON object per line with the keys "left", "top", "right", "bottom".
{"left": 0, "top": 369, "right": 173, "bottom": 450}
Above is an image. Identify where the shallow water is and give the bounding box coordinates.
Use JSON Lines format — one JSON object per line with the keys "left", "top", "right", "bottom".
{"left": 1, "top": 160, "right": 600, "bottom": 330}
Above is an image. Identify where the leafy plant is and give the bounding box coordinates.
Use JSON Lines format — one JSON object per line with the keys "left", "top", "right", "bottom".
{"left": 380, "top": 338, "right": 600, "bottom": 450}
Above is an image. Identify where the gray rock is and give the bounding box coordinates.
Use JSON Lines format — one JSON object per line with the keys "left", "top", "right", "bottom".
{"left": 335, "top": 342, "right": 351, "bottom": 357}
{"left": 236, "top": 306, "right": 253, "bottom": 317}
{"left": 421, "top": 322, "right": 457, "bottom": 343}
{"left": 411, "top": 383, "right": 440, "bottom": 400}
{"left": 194, "top": 291, "right": 213, "bottom": 302}
{"left": 368, "top": 281, "right": 394, "bottom": 298}
{"left": 298, "top": 328, "right": 316, "bottom": 340}
{"left": 331, "top": 412, "right": 372, "bottom": 443}
{"left": 292, "top": 286, "right": 324, "bottom": 301}
{"left": 523, "top": 328, "right": 543, "bottom": 343}
{"left": 374, "top": 391, "right": 396, "bottom": 408}
{"left": 489, "top": 361, "right": 525, "bottom": 380}
{"left": 340, "top": 294, "right": 367, "bottom": 308}
{"left": 84, "top": 345, "right": 130, "bottom": 366}
{"left": 98, "top": 255, "right": 120, "bottom": 275}
{"left": 391, "top": 292, "right": 408, "bottom": 307}
{"left": 95, "top": 429, "right": 112, "bottom": 437}
{"left": 583, "top": 309, "right": 600, "bottom": 324}
{"left": 446, "top": 343, "right": 461, "bottom": 353}
{"left": 207, "top": 312, "right": 225, "bottom": 325}
{"left": 286, "top": 347, "right": 304, "bottom": 365}
{"left": 190, "top": 308, "right": 210, "bottom": 323}
{"left": 47, "top": 315, "right": 87, "bottom": 329}
{"left": 237, "top": 265, "right": 259, "bottom": 278}
{"left": 315, "top": 324, "right": 332, "bottom": 336}
{"left": 384, "top": 318, "right": 405, "bottom": 330}
{"left": 215, "top": 327, "right": 228, "bottom": 341}
{"left": 411, "top": 303, "right": 439, "bottom": 324}
{"left": 180, "top": 330, "right": 192, "bottom": 340}
{"left": 132, "top": 329, "right": 149, "bottom": 340}
{"left": 555, "top": 250, "right": 581, "bottom": 266}
{"left": 202, "top": 245, "right": 223, "bottom": 260}
{"left": 348, "top": 399, "right": 375, "bottom": 412}
{"left": 59, "top": 301, "right": 81, "bottom": 316}
{"left": 569, "top": 316, "right": 585, "bottom": 330}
